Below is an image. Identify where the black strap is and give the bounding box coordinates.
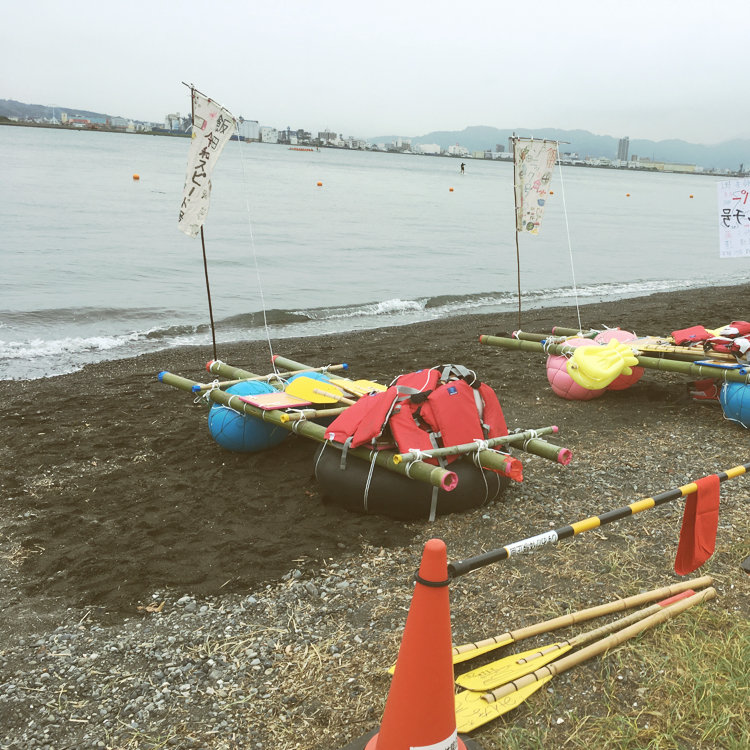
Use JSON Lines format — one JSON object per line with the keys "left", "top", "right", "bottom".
{"left": 414, "top": 571, "right": 451, "bottom": 587}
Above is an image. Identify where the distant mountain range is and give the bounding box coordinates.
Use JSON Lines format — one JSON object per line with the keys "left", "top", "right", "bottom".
{"left": 3, "top": 99, "right": 748, "bottom": 171}
{"left": 372, "top": 126, "right": 750, "bottom": 171}
{"left": 0, "top": 99, "right": 125, "bottom": 122}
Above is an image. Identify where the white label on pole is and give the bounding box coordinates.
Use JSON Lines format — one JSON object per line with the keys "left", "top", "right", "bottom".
{"left": 411, "top": 729, "right": 459, "bottom": 750}
{"left": 505, "top": 530, "right": 558, "bottom": 556}
{"left": 717, "top": 178, "right": 750, "bottom": 257}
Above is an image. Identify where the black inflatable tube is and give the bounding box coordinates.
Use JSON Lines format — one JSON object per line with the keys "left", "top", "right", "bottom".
{"left": 313, "top": 444, "right": 510, "bottom": 520}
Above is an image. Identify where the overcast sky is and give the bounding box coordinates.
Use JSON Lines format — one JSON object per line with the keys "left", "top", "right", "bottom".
{"left": 3, "top": 0, "right": 749, "bottom": 145}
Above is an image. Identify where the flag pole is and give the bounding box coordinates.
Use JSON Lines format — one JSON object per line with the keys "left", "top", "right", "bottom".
{"left": 200, "top": 226, "right": 218, "bottom": 362}
{"left": 188, "top": 83, "right": 218, "bottom": 361}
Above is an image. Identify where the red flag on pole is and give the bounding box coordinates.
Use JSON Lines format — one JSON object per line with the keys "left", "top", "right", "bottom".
{"left": 674, "top": 474, "right": 720, "bottom": 575}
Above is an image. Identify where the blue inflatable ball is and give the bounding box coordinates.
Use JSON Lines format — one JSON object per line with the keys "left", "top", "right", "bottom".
{"left": 208, "top": 381, "right": 288, "bottom": 452}
{"left": 286, "top": 372, "right": 331, "bottom": 384}
{"left": 719, "top": 382, "right": 750, "bottom": 428}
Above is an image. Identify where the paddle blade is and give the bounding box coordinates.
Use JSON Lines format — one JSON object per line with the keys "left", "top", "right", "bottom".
{"left": 456, "top": 642, "right": 572, "bottom": 691}
{"left": 285, "top": 376, "right": 344, "bottom": 404}
{"left": 454, "top": 675, "right": 553, "bottom": 732}
{"left": 331, "top": 378, "right": 387, "bottom": 396}
{"left": 387, "top": 634, "right": 514, "bottom": 674}
{"left": 452, "top": 636, "right": 514, "bottom": 665}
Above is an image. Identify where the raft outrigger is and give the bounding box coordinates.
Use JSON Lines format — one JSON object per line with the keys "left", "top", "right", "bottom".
{"left": 158, "top": 355, "right": 572, "bottom": 520}
{"left": 479, "top": 325, "right": 750, "bottom": 427}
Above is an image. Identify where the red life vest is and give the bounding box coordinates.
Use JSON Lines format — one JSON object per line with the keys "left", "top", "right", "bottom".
{"left": 324, "top": 366, "right": 515, "bottom": 474}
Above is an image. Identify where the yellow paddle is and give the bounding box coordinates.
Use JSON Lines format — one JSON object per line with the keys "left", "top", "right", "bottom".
{"left": 454, "top": 587, "right": 715, "bottom": 733}
{"left": 448, "top": 575, "right": 711, "bottom": 665}
{"left": 330, "top": 378, "right": 387, "bottom": 397}
{"left": 284, "top": 376, "right": 354, "bottom": 405}
{"left": 455, "top": 589, "right": 696, "bottom": 691}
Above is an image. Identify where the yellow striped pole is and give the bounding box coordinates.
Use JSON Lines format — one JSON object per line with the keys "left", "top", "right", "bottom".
{"left": 448, "top": 463, "right": 750, "bottom": 578}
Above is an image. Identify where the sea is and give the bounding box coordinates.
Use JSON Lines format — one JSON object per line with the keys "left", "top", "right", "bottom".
{"left": 1, "top": 125, "right": 745, "bottom": 381}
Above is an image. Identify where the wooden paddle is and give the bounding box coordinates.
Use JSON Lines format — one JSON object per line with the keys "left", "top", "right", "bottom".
{"left": 449, "top": 575, "right": 712, "bottom": 665}
{"left": 330, "top": 378, "right": 387, "bottom": 397}
{"left": 455, "top": 589, "right": 695, "bottom": 691}
{"left": 454, "top": 587, "right": 716, "bottom": 732}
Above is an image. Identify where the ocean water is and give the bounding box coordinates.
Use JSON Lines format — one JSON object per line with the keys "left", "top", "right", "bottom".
{"left": 0, "top": 125, "right": 744, "bottom": 380}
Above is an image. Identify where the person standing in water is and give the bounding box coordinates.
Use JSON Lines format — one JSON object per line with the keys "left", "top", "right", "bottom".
{"left": 460, "top": 162, "right": 465, "bottom": 174}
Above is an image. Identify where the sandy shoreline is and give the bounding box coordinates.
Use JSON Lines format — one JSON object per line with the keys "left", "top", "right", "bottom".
{"left": 2, "top": 284, "right": 749, "bottom": 610}
{"left": 0, "top": 284, "right": 748, "bottom": 747}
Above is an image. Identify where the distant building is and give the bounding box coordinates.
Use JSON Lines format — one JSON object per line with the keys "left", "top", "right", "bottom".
{"left": 447, "top": 144, "right": 470, "bottom": 157}
{"left": 259, "top": 126, "right": 278, "bottom": 144}
{"left": 417, "top": 143, "right": 441, "bottom": 155}
{"left": 165, "top": 113, "right": 182, "bottom": 131}
{"left": 237, "top": 118, "right": 259, "bottom": 141}
{"left": 318, "top": 130, "right": 337, "bottom": 143}
{"left": 617, "top": 136, "right": 629, "bottom": 161}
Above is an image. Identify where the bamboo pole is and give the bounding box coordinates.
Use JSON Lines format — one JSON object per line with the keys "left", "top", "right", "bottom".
{"left": 194, "top": 364, "right": 348, "bottom": 392}
{"left": 158, "top": 371, "right": 458, "bottom": 491}
{"left": 551, "top": 326, "right": 600, "bottom": 337}
{"left": 478, "top": 335, "right": 750, "bottom": 383}
{"left": 393, "top": 426, "right": 560, "bottom": 464}
{"left": 447, "top": 462, "right": 750, "bottom": 578}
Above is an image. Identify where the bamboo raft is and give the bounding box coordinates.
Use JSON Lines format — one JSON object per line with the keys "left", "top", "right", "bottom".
{"left": 479, "top": 327, "right": 750, "bottom": 426}
{"left": 158, "top": 355, "right": 573, "bottom": 518}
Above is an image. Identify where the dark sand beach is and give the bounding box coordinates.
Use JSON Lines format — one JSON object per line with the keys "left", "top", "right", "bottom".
{"left": 0, "top": 285, "right": 748, "bottom": 748}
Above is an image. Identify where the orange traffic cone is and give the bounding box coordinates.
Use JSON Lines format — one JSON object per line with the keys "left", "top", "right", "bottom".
{"left": 353, "top": 538, "right": 480, "bottom": 750}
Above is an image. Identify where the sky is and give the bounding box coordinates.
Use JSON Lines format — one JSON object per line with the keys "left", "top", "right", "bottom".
{"left": 3, "top": 0, "right": 750, "bottom": 145}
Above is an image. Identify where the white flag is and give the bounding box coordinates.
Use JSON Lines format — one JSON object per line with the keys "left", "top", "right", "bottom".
{"left": 513, "top": 138, "right": 557, "bottom": 235}
{"left": 717, "top": 178, "right": 750, "bottom": 258}
{"left": 178, "top": 91, "right": 237, "bottom": 238}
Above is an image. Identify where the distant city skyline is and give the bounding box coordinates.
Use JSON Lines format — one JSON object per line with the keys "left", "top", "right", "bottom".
{"left": 3, "top": 1, "right": 750, "bottom": 147}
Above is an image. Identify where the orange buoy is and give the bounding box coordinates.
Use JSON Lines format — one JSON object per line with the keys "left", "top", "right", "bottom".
{"left": 317, "top": 181, "right": 322, "bottom": 186}
{"left": 132, "top": 174, "right": 140, "bottom": 181}
{"left": 626, "top": 193, "right": 630, "bottom": 197}
{"left": 689, "top": 194, "right": 694, "bottom": 198}
{"left": 550, "top": 190, "right": 554, "bottom": 195}
{"left": 449, "top": 187, "right": 454, "bottom": 192}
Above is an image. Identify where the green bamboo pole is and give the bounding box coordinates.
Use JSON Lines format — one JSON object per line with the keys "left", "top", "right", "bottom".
{"left": 393, "top": 426, "right": 559, "bottom": 463}
{"left": 551, "top": 326, "right": 599, "bottom": 337}
{"left": 515, "top": 329, "right": 735, "bottom": 364}
{"left": 392, "top": 426, "right": 570, "bottom": 466}
{"left": 478, "top": 335, "right": 750, "bottom": 384}
{"left": 278, "top": 407, "right": 348, "bottom": 422}
{"left": 158, "top": 371, "right": 458, "bottom": 491}
{"left": 271, "top": 354, "right": 366, "bottom": 389}
{"left": 513, "top": 436, "right": 572, "bottom": 465}
{"left": 195, "top": 364, "right": 348, "bottom": 392}
{"left": 206, "top": 360, "right": 261, "bottom": 381}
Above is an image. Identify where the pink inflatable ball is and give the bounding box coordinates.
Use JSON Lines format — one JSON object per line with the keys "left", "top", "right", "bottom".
{"left": 546, "top": 337, "right": 606, "bottom": 400}
{"left": 593, "top": 328, "right": 638, "bottom": 345}
{"left": 592, "top": 328, "right": 644, "bottom": 390}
